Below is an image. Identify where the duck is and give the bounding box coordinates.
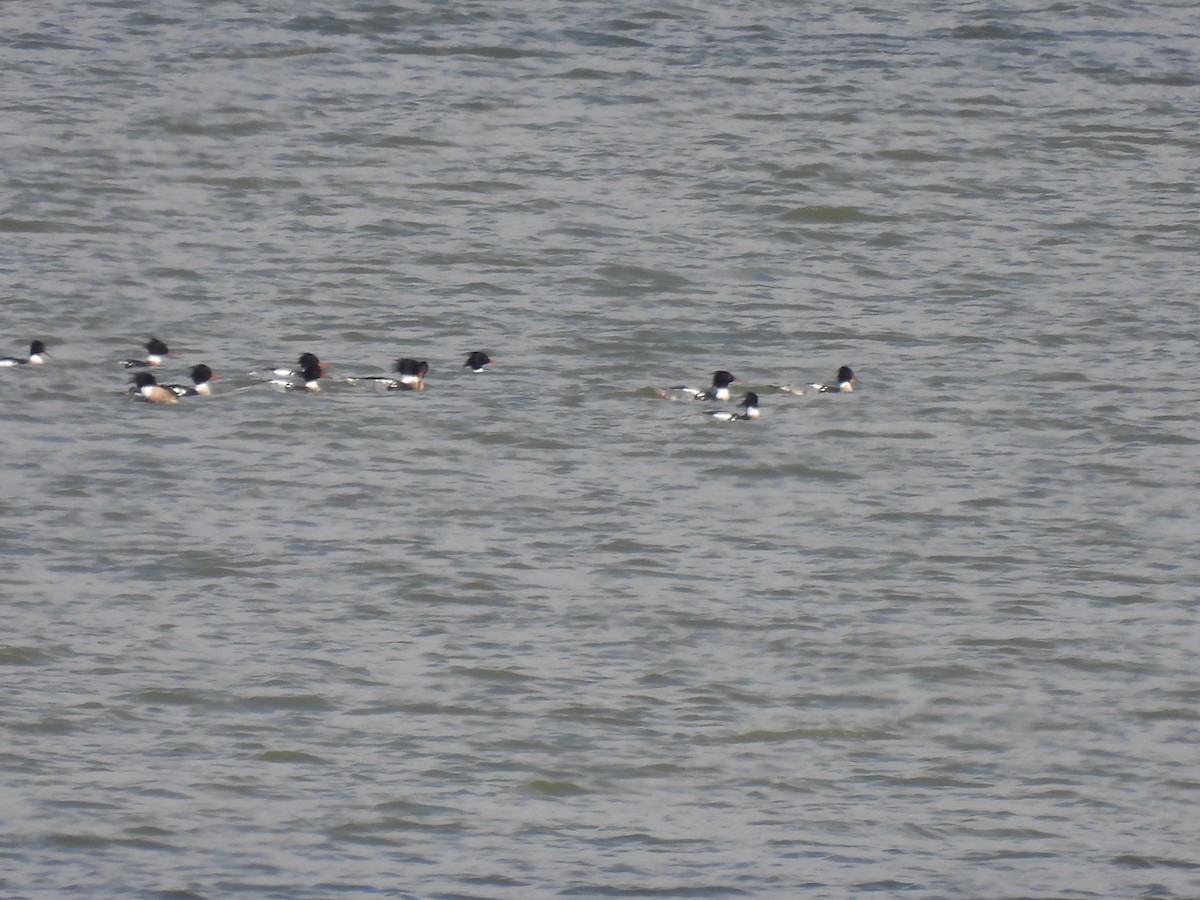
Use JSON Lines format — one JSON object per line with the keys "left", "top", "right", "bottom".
{"left": 271, "top": 360, "right": 323, "bottom": 392}
{"left": 131, "top": 372, "right": 180, "bottom": 404}
{"left": 269, "top": 352, "right": 325, "bottom": 378}
{"left": 120, "top": 337, "right": 179, "bottom": 368}
{"left": 661, "top": 370, "right": 738, "bottom": 402}
{"left": 811, "top": 366, "right": 858, "bottom": 393}
{"left": 464, "top": 351, "right": 497, "bottom": 372}
{"left": 346, "top": 358, "right": 429, "bottom": 391}
{"left": 163, "top": 364, "right": 220, "bottom": 397}
{"left": 0, "top": 340, "right": 50, "bottom": 366}
{"left": 707, "top": 392, "right": 760, "bottom": 421}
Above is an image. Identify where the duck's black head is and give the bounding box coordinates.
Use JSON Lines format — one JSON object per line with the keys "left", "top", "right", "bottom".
{"left": 132, "top": 372, "right": 158, "bottom": 388}
{"left": 741, "top": 391, "right": 760, "bottom": 408}
{"left": 146, "top": 337, "right": 170, "bottom": 355}
{"left": 465, "top": 351, "right": 491, "bottom": 370}
{"left": 297, "top": 352, "right": 320, "bottom": 369}
{"left": 836, "top": 366, "right": 855, "bottom": 384}
{"left": 712, "top": 370, "right": 736, "bottom": 388}
{"left": 30, "top": 340, "right": 48, "bottom": 355}
{"left": 395, "top": 358, "right": 429, "bottom": 378}
{"left": 190, "top": 364, "right": 214, "bottom": 383}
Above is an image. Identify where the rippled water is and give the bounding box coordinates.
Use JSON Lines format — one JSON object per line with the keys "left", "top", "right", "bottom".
{"left": 3, "top": 1, "right": 1199, "bottom": 897}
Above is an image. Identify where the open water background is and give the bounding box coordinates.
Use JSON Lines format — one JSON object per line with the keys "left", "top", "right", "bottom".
{"left": 2, "top": 1, "right": 1199, "bottom": 897}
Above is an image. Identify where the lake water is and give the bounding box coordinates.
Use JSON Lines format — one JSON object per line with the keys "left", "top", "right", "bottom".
{"left": 3, "top": 1, "right": 1199, "bottom": 897}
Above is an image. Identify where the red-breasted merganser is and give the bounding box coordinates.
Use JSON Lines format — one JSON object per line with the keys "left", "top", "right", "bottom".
{"left": 120, "top": 337, "right": 180, "bottom": 369}
{"left": 661, "top": 370, "right": 738, "bottom": 402}
{"left": 464, "top": 351, "right": 498, "bottom": 372}
{"left": 346, "top": 358, "right": 429, "bottom": 391}
{"left": 163, "top": 364, "right": 220, "bottom": 397}
{"left": 131, "top": 372, "right": 180, "bottom": 404}
{"left": 812, "top": 366, "right": 858, "bottom": 393}
{"left": 271, "top": 360, "right": 323, "bottom": 392}
{"left": 0, "top": 340, "right": 50, "bottom": 366}
{"left": 707, "top": 392, "right": 760, "bottom": 421}
{"left": 270, "top": 352, "right": 326, "bottom": 378}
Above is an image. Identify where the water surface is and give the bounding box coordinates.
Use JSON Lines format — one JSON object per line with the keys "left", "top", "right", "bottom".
{"left": 2, "top": 1, "right": 1199, "bottom": 897}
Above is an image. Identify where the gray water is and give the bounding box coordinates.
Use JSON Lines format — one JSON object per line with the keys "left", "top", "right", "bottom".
{"left": 3, "top": 1, "right": 1199, "bottom": 897}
